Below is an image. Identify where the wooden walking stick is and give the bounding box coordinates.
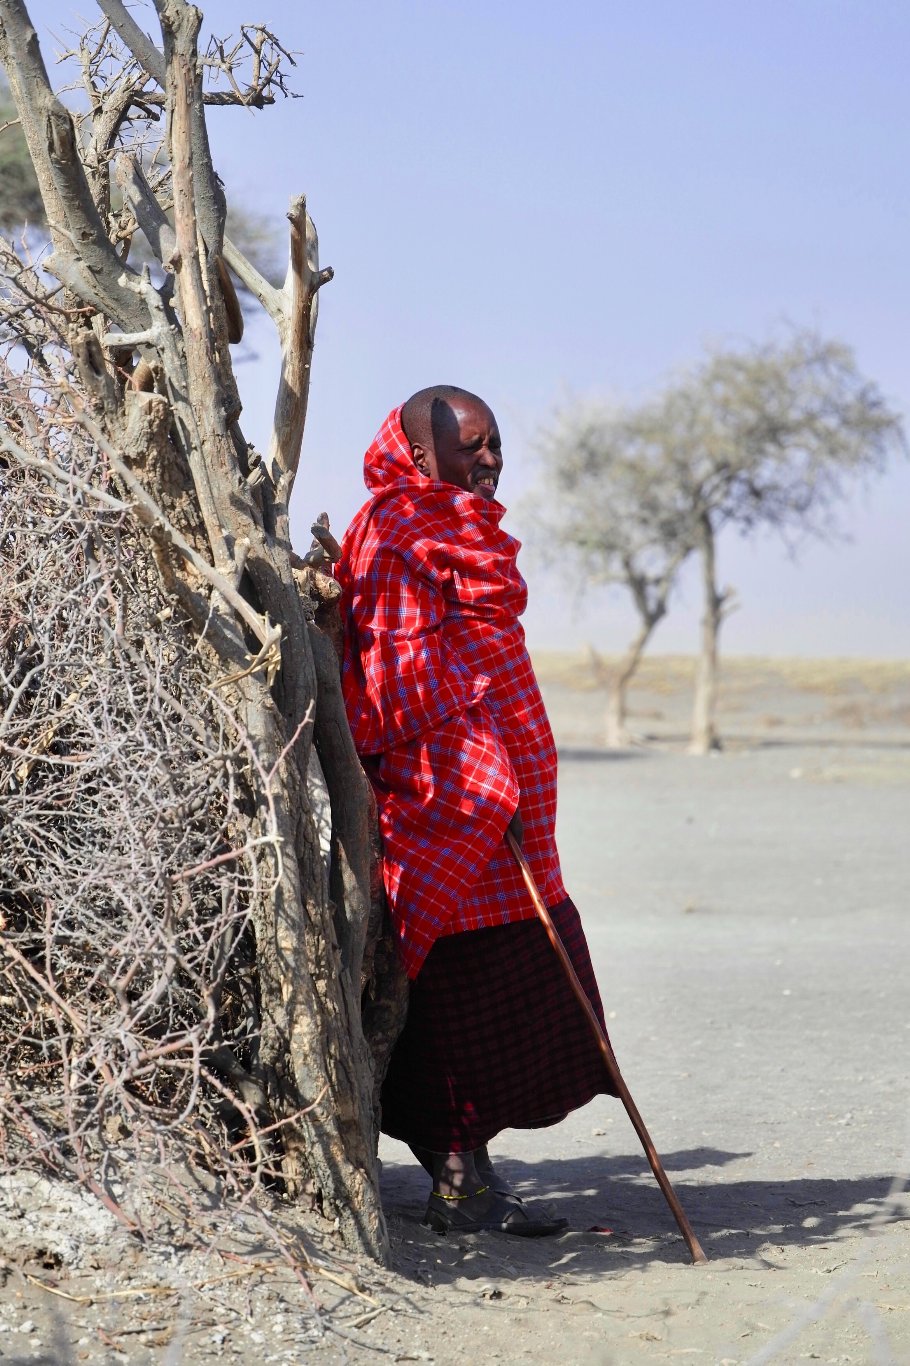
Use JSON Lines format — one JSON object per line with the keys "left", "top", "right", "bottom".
{"left": 505, "top": 830, "right": 708, "bottom": 1265}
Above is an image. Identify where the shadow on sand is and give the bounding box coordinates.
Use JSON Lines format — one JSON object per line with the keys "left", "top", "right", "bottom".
{"left": 556, "top": 746, "right": 651, "bottom": 762}
{"left": 556, "top": 735, "right": 910, "bottom": 761}
{"left": 381, "top": 1147, "right": 906, "bottom": 1282}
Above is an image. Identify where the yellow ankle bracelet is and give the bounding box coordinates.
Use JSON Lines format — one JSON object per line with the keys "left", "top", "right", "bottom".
{"left": 434, "top": 1185, "right": 489, "bottom": 1201}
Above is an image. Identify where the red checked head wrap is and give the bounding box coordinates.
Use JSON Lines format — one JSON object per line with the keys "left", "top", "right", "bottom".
{"left": 336, "top": 405, "right": 528, "bottom": 755}
{"left": 361, "top": 405, "right": 418, "bottom": 493}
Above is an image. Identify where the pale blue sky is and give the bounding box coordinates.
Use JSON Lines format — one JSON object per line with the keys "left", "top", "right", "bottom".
{"left": 28, "top": 0, "right": 910, "bottom": 655}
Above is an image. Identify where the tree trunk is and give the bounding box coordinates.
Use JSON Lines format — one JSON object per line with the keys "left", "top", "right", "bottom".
{"left": 603, "top": 616, "right": 660, "bottom": 748}
{"left": 689, "top": 513, "right": 724, "bottom": 755}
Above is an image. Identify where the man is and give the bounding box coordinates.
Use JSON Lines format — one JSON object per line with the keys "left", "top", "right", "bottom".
{"left": 338, "top": 386, "right": 617, "bottom": 1236}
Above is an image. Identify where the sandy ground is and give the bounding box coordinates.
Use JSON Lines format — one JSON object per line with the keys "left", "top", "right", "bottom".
{"left": 2, "top": 658, "right": 908, "bottom": 1364}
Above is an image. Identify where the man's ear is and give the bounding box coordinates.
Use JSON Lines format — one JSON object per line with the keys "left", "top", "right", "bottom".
{"left": 411, "top": 442, "right": 430, "bottom": 476}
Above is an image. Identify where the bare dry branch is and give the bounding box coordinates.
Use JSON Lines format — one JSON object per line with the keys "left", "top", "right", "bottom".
{"left": 0, "top": 0, "right": 146, "bottom": 329}
{"left": 96, "top": 0, "right": 166, "bottom": 86}
{"left": 222, "top": 231, "right": 283, "bottom": 322}
{"left": 66, "top": 409, "right": 279, "bottom": 658}
{"left": 114, "top": 153, "right": 177, "bottom": 266}
{"left": 266, "top": 196, "right": 334, "bottom": 491}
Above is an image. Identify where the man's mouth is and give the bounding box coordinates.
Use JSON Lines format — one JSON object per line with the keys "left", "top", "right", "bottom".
{"left": 473, "top": 472, "right": 498, "bottom": 497}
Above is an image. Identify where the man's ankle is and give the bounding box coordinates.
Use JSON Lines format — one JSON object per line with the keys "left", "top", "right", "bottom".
{"left": 433, "top": 1150, "right": 486, "bottom": 1198}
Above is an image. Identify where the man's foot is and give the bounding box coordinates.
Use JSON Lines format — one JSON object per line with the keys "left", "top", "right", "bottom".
{"left": 424, "top": 1189, "right": 567, "bottom": 1238}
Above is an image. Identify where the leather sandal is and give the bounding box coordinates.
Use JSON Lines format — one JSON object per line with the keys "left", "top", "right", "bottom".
{"left": 423, "top": 1190, "right": 567, "bottom": 1238}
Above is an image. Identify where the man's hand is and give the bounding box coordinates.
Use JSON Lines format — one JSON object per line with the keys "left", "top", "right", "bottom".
{"left": 507, "top": 809, "right": 524, "bottom": 847}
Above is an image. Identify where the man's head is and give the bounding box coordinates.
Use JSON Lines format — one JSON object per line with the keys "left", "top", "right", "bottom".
{"left": 401, "top": 385, "right": 503, "bottom": 501}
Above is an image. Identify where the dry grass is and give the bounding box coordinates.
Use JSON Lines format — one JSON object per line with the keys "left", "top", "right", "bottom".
{"left": 532, "top": 651, "right": 910, "bottom": 699}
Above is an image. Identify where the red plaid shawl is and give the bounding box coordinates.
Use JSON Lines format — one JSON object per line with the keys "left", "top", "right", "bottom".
{"left": 337, "top": 406, "right": 566, "bottom": 977}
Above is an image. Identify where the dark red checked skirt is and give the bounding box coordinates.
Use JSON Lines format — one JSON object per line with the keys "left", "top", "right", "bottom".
{"left": 380, "top": 898, "right": 618, "bottom": 1152}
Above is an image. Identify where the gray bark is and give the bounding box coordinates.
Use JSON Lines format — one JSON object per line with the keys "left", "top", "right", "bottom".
{"left": 0, "top": 1, "right": 147, "bottom": 332}
{"left": 603, "top": 615, "right": 661, "bottom": 748}
{"left": 689, "top": 513, "right": 731, "bottom": 755}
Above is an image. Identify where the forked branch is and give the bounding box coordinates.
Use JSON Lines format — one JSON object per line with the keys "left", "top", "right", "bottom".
{"left": 266, "top": 196, "right": 334, "bottom": 491}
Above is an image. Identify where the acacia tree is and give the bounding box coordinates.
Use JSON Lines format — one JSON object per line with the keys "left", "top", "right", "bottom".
{"left": 531, "top": 404, "right": 692, "bottom": 746}
{"left": 0, "top": 0, "right": 405, "bottom": 1263}
{"left": 645, "top": 333, "right": 906, "bottom": 752}
{"left": 532, "top": 333, "right": 905, "bottom": 754}
{"left": 0, "top": 74, "right": 44, "bottom": 229}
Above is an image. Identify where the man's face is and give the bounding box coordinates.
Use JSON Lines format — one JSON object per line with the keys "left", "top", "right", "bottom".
{"left": 413, "top": 396, "right": 503, "bottom": 501}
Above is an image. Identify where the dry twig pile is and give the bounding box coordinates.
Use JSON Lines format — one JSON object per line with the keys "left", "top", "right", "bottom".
{"left": 0, "top": 0, "right": 405, "bottom": 1266}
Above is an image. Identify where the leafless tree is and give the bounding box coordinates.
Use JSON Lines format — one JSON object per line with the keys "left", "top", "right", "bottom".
{"left": 643, "top": 333, "right": 906, "bottom": 753}
{"left": 529, "top": 404, "right": 692, "bottom": 746}
{"left": 530, "top": 333, "right": 905, "bottom": 754}
{"left": 0, "top": 0, "right": 405, "bottom": 1264}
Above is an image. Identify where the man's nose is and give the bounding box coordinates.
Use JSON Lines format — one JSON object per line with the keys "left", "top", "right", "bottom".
{"left": 478, "top": 445, "right": 501, "bottom": 466}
